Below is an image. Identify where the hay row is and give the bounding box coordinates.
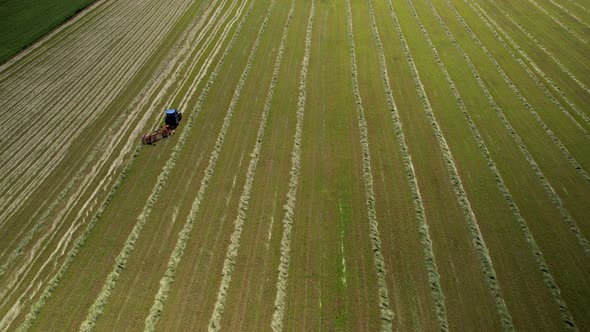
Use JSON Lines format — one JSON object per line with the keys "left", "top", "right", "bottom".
{"left": 366, "top": 0, "right": 451, "bottom": 327}
{"left": 466, "top": 3, "right": 590, "bottom": 138}
{"left": 140, "top": 0, "right": 265, "bottom": 329}
{"left": 543, "top": 0, "right": 590, "bottom": 30}
{"left": 365, "top": 0, "right": 451, "bottom": 330}
{"left": 457, "top": 1, "right": 590, "bottom": 184}
{"left": 523, "top": 0, "right": 589, "bottom": 45}
{"left": 346, "top": 0, "right": 396, "bottom": 329}
{"left": 270, "top": 0, "right": 315, "bottom": 330}
{"left": 78, "top": 0, "right": 256, "bottom": 330}
{"left": 207, "top": 0, "right": 296, "bottom": 329}
{"left": 409, "top": 1, "right": 577, "bottom": 329}
{"left": 385, "top": 1, "right": 515, "bottom": 330}
{"left": 433, "top": 0, "right": 590, "bottom": 257}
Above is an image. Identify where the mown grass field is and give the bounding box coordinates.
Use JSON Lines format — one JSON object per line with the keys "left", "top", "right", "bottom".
{"left": 0, "top": 0, "right": 589, "bottom": 330}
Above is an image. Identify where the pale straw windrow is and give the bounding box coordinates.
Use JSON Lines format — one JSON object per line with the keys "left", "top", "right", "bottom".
{"left": 522, "top": 0, "right": 589, "bottom": 45}
{"left": 431, "top": 0, "right": 590, "bottom": 256}
{"left": 271, "top": 0, "right": 315, "bottom": 329}
{"left": 365, "top": 0, "right": 452, "bottom": 329}
{"left": 408, "top": 0, "right": 578, "bottom": 329}
{"left": 207, "top": 0, "right": 295, "bottom": 329}
{"left": 0, "top": 0, "right": 222, "bottom": 299}
{"left": 346, "top": 0, "right": 396, "bottom": 329}
{"left": 383, "top": 0, "right": 515, "bottom": 329}
{"left": 0, "top": 0, "right": 195, "bottom": 224}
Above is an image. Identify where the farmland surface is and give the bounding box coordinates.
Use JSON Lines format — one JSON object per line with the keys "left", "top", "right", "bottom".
{"left": 0, "top": 0, "right": 589, "bottom": 330}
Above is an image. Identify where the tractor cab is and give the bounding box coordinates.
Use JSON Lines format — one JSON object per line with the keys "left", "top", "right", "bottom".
{"left": 165, "top": 108, "right": 182, "bottom": 128}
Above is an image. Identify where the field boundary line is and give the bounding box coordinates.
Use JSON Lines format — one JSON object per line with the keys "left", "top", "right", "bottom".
{"left": 0, "top": 0, "right": 110, "bottom": 74}
{"left": 384, "top": 0, "right": 515, "bottom": 329}
{"left": 347, "top": 0, "right": 400, "bottom": 328}
{"left": 76, "top": 0, "right": 255, "bottom": 329}
{"left": 365, "top": 0, "right": 452, "bottom": 329}
{"left": 432, "top": 0, "right": 590, "bottom": 257}
{"left": 207, "top": 0, "right": 296, "bottom": 329}
{"left": 408, "top": 0, "right": 578, "bottom": 329}
{"left": 465, "top": 0, "right": 590, "bottom": 132}
{"left": 270, "top": 0, "right": 315, "bottom": 330}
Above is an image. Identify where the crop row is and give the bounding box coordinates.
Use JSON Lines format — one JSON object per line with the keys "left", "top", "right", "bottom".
{"left": 385, "top": 1, "right": 515, "bottom": 329}
{"left": 364, "top": 0, "right": 452, "bottom": 330}
{"left": 207, "top": 0, "right": 296, "bottom": 329}
{"left": 0, "top": 0, "right": 194, "bottom": 225}
{"left": 139, "top": 0, "right": 261, "bottom": 329}
{"left": 270, "top": 1, "right": 315, "bottom": 330}
{"left": 0, "top": 0, "right": 197, "bottom": 317}
{"left": 408, "top": 0, "right": 577, "bottom": 329}
{"left": 434, "top": 0, "right": 590, "bottom": 256}
{"left": 345, "top": 0, "right": 397, "bottom": 329}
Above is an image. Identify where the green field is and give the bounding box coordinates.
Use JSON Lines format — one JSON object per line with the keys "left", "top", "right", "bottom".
{"left": 0, "top": 0, "right": 589, "bottom": 330}
{"left": 0, "top": 0, "right": 98, "bottom": 64}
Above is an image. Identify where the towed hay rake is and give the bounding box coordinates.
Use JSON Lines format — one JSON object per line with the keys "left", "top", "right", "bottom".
{"left": 141, "top": 108, "right": 182, "bottom": 145}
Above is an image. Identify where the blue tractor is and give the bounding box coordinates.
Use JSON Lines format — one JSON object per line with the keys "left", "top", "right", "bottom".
{"left": 142, "top": 108, "right": 183, "bottom": 144}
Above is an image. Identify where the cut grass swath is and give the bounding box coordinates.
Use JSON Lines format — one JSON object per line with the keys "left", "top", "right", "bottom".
{"left": 384, "top": 0, "right": 515, "bottom": 329}
{"left": 78, "top": 1, "right": 256, "bottom": 331}
{"left": 432, "top": 0, "right": 590, "bottom": 257}
{"left": 207, "top": 0, "right": 295, "bottom": 329}
{"left": 365, "top": 0, "right": 452, "bottom": 329}
{"left": 408, "top": 0, "right": 578, "bottom": 329}
{"left": 345, "top": 0, "right": 400, "bottom": 328}
{"left": 270, "top": 0, "right": 314, "bottom": 330}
